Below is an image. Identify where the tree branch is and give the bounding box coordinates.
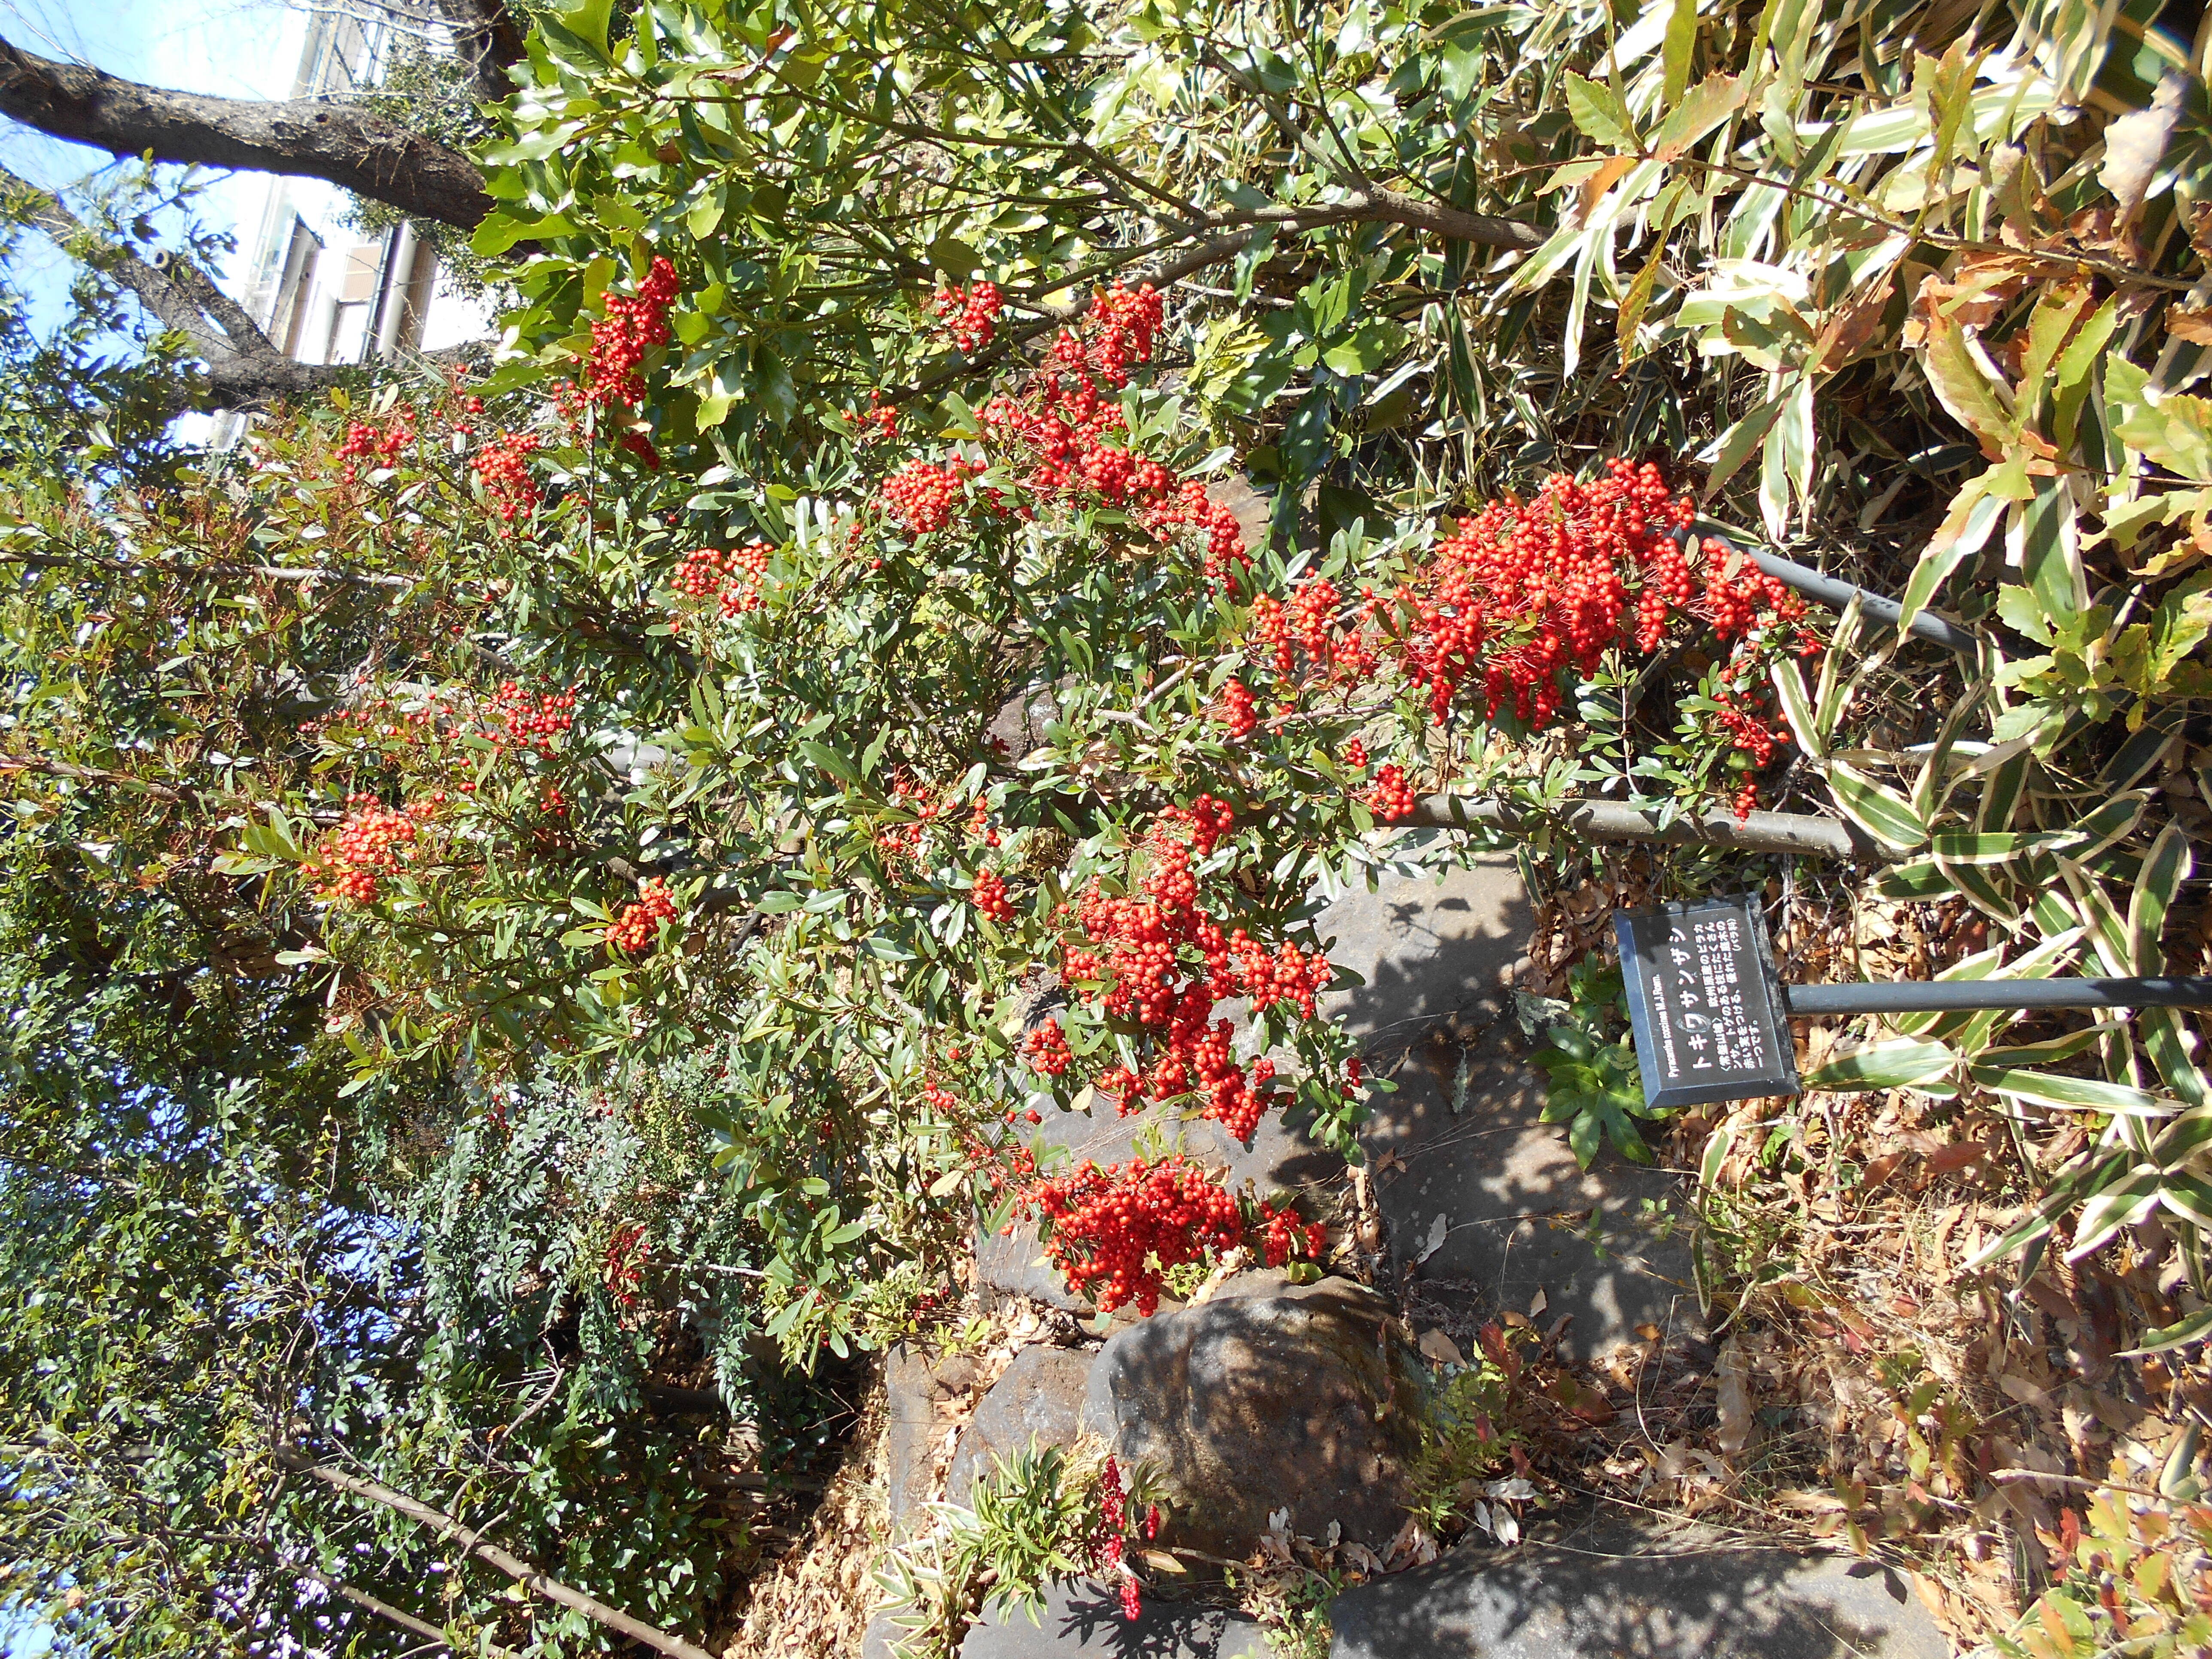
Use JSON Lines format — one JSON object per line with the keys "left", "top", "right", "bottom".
{"left": 0, "top": 36, "right": 492, "bottom": 229}
{"left": 432, "top": 0, "right": 528, "bottom": 105}
{"left": 273, "top": 1449, "right": 719, "bottom": 1659}
{"left": 0, "top": 163, "right": 345, "bottom": 410}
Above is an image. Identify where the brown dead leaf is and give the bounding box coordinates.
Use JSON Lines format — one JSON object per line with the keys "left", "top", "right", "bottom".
{"left": 1924, "top": 1138, "right": 1988, "bottom": 1175}
{"left": 1862, "top": 1150, "right": 1910, "bottom": 1192}
{"left": 2166, "top": 306, "right": 2212, "bottom": 346}
{"left": 1717, "top": 1336, "right": 1757, "bottom": 1457}
{"left": 1418, "top": 1328, "right": 1465, "bottom": 1367}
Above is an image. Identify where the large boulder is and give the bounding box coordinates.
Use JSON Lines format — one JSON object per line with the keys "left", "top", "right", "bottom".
{"left": 1080, "top": 1273, "right": 1428, "bottom": 1555}
{"left": 1328, "top": 1516, "right": 1948, "bottom": 1659}
{"left": 945, "top": 1344, "right": 1095, "bottom": 1505}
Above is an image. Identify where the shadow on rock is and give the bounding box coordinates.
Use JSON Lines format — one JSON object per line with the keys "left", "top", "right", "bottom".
{"left": 1328, "top": 1515, "right": 1948, "bottom": 1659}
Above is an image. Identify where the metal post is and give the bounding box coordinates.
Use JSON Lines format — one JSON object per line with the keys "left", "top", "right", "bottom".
{"left": 1683, "top": 523, "right": 1985, "bottom": 659}
{"left": 1783, "top": 978, "right": 2212, "bottom": 1016}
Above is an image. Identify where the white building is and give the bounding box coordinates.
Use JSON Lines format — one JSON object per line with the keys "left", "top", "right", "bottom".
{"left": 229, "top": 6, "right": 492, "bottom": 376}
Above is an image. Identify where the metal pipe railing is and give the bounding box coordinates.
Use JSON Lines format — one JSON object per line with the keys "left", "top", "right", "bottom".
{"left": 1785, "top": 978, "right": 2212, "bottom": 1015}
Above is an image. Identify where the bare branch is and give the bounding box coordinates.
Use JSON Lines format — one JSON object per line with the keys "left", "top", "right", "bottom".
{"left": 0, "top": 162, "right": 346, "bottom": 410}
{"left": 274, "top": 1449, "right": 720, "bottom": 1659}
{"left": 0, "top": 35, "right": 492, "bottom": 229}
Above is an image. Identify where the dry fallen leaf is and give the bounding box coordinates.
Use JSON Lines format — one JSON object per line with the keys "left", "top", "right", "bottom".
{"left": 1418, "top": 1328, "right": 1466, "bottom": 1367}
{"left": 1716, "top": 1336, "right": 1757, "bottom": 1457}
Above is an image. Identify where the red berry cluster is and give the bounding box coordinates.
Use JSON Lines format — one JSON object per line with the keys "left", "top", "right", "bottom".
{"left": 668, "top": 542, "right": 772, "bottom": 619}
{"left": 1214, "top": 678, "right": 1257, "bottom": 740}
{"left": 1256, "top": 1199, "right": 1328, "bottom": 1269}
{"left": 1364, "top": 763, "right": 1416, "bottom": 823}
{"left": 617, "top": 431, "right": 662, "bottom": 470}
{"left": 1085, "top": 1456, "right": 1148, "bottom": 1621}
{"left": 304, "top": 794, "right": 428, "bottom": 905}
{"left": 337, "top": 416, "right": 413, "bottom": 482}
{"left": 933, "top": 280, "right": 1003, "bottom": 353}
{"left": 970, "top": 868, "right": 1014, "bottom": 922}
{"left": 473, "top": 431, "right": 542, "bottom": 523}
{"left": 852, "top": 397, "right": 899, "bottom": 444}
{"left": 603, "top": 1221, "right": 647, "bottom": 1309}
{"left": 1024, "top": 1017, "right": 1073, "bottom": 1076}
{"left": 486, "top": 681, "right": 577, "bottom": 755}
{"left": 1057, "top": 806, "right": 1326, "bottom": 1143}
{"left": 1343, "top": 737, "right": 1368, "bottom": 770}
{"left": 1394, "top": 460, "right": 1689, "bottom": 728}
{"left": 607, "top": 877, "right": 678, "bottom": 955}
{"left": 1024, "top": 1155, "right": 1244, "bottom": 1315}
{"left": 580, "top": 256, "right": 680, "bottom": 416}
{"left": 874, "top": 280, "right": 1250, "bottom": 586}
{"left": 881, "top": 456, "right": 986, "bottom": 535}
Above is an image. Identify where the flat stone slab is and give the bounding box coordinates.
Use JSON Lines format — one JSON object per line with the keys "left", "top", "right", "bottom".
{"left": 1328, "top": 1517, "right": 1948, "bottom": 1659}
{"left": 884, "top": 1345, "right": 981, "bottom": 1530}
{"left": 946, "top": 1345, "right": 1094, "bottom": 1504}
{"left": 1310, "top": 848, "right": 1531, "bottom": 1047}
{"left": 1363, "top": 1015, "right": 1696, "bottom": 1364}
{"left": 962, "top": 1581, "right": 1270, "bottom": 1658}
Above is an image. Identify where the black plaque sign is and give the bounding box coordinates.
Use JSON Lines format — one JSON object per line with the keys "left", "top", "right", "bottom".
{"left": 1616, "top": 894, "right": 1801, "bottom": 1111}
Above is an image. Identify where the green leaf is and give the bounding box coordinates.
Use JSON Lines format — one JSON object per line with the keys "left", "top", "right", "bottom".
{"left": 558, "top": 0, "right": 613, "bottom": 55}
{"left": 1322, "top": 317, "right": 1409, "bottom": 377}
{"left": 1702, "top": 392, "right": 1786, "bottom": 496}
{"left": 1652, "top": 73, "right": 1745, "bottom": 160}
{"left": 1823, "top": 759, "right": 1928, "bottom": 851}
{"left": 1896, "top": 475, "right": 2002, "bottom": 639}
{"left": 1564, "top": 73, "right": 1638, "bottom": 149}
{"left": 797, "top": 741, "right": 860, "bottom": 787}
{"left": 1662, "top": 0, "right": 1700, "bottom": 105}
{"left": 471, "top": 212, "right": 576, "bottom": 257}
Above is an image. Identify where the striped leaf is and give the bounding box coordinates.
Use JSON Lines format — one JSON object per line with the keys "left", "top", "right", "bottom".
{"left": 1961, "top": 1154, "right": 2119, "bottom": 1270}
{"left": 1969, "top": 1066, "right": 2173, "bottom": 1117}
{"left": 1872, "top": 859, "right": 1950, "bottom": 900}
{"left": 1936, "top": 852, "right": 2022, "bottom": 926}
{"left": 2152, "top": 1108, "right": 2212, "bottom": 1170}
{"left": 2066, "top": 790, "right": 2151, "bottom": 868}
{"left": 2158, "top": 1173, "right": 2212, "bottom": 1234}
{"left": 2120, "top": 1305, "right": 2212, "bottom": 1358}
{"left": 2130, "top": 823, "right": 2193, "bottom": 975}
{"left": 2141, "top": 1008, "right": 2211, "bottom": 1110}
{"left": 2069, "top": 1167, "right": 2163, "bottom": 1260}
{"left": 1805, "top": 1038, "right": 1957, "bottom": 1090}
{"left": 1979, "top": 1027, "right": 2110, "bottom": 1069}
{"left": 1896, "top": 475, "right": 2004, "bottom": 640}
{"left": 1824, "top": 759, "right": 1928, "bottom": 851}
{"left": 1770, "top": 658, "right": 1821, "bottom": 760}
{"left": 1898, "top": 927, "right": 2083, "bottom": 1042}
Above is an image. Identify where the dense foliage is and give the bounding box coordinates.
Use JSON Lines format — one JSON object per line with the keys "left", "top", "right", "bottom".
{"left": 3, "top": 0, "right": 2211, "bottom": 1651}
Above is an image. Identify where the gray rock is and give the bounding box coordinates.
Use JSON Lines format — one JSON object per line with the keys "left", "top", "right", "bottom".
{"left": 1328, "top": 1516, "right": 1948, "bottom": 1659}
{"left": 946, "top": 1345, "right": 1096, "bottom": 1505}
{"left": 961, "top": 1580, "right": 1270, "bottom": 1658}
{"left": 1364, "top": 1018, "right": 1698, "bottom": 1364}
{"left": 1080, "top": 1276, "right": 1427, "bottom": 1555}
{"left": 861, "top": 1608, "right": 906, "bottom": 1659}
{"left": 1311, "top": 849, "right": 1530, "bottom": 1048}
{"left": 884, "top": 1344, "right": 980, "bottom": 1530}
